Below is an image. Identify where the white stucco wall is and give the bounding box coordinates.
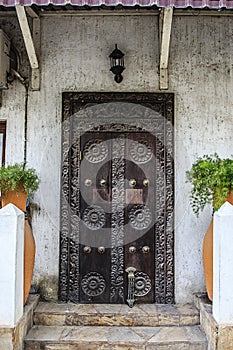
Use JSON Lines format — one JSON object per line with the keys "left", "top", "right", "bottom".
{"left": 0, "top": 13, "right": 232, "bottom": 303}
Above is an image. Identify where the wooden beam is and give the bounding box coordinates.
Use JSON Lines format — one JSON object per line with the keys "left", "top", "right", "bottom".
{"left": 31, "top": 17, "right": 41, "bottom": 90}
{"left": 16, "top": 5, "right": 40, "bottom": 90}
{"left": 25, "top": 6, "right": 39, "bottom": 19}
{"left": 159, "top": 7, "right": 173, "bottom": 90}
{"left": 32, "top": 17, "right": 41, "bottom": 57}
{"left": 15, "top": 5, "right": 39, "bottom": 69}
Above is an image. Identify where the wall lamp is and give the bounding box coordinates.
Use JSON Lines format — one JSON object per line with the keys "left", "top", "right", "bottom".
{"left": 109, "top": 44, "right": 125, "bottom": 83}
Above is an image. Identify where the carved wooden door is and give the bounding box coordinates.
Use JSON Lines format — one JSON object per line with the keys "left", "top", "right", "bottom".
{"left": 79, "top": 131, "right": 155, "bottom": 304}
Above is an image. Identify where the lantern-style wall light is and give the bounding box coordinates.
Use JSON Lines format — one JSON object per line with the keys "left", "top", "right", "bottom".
{"left": 109, "top": 44, "right": 125, "bottom": 83}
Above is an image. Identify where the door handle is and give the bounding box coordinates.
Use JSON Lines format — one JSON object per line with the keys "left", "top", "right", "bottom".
{"left": 125, "top": 267, "right": 136, "bottom": 308}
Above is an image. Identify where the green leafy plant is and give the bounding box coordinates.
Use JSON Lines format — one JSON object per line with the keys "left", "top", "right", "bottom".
{"left": 0, "top": 163, "right": 39, "bottom": 195}
{"left": 186, "top": 153, "right": 233, "bottom": 216}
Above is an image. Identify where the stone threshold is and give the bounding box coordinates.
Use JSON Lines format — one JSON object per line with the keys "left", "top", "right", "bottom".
{"left": 194, "top": 293, "right": 233, "bottom": 350}
{"left": 0, "top": 294, "right": 40, "bottom": 350}
{"left": 33, "top": 302, "right": 200, "bottom": 327}
{"left": 25, "top": 324, "right": 207, "bottom": 350}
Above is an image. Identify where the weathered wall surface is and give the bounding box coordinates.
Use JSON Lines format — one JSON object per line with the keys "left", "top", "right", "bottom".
{"left": 0, "top": 13, "right": 232, "bottom": 303}
{"left": 170, "top": 15, "right": 233, "bottom": 302}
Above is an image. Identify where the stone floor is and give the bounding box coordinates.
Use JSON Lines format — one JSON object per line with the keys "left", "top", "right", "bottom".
{"left": 24, "top": 302, "right": 208, "bottom": 350}
{"left": 25, "top": 324, "right": 207, "bottom": 350}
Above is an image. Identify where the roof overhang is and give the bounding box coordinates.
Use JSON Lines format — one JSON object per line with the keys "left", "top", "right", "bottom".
{"left": 1, "top": 0, "right": 233, "bottom": 9}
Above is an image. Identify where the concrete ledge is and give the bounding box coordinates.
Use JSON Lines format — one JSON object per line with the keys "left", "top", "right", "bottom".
{"left": 194, "top": 293, "right": 233, "bottom": 350}
{"left": 0, "top": 294, "right": 40, "bottom": 350}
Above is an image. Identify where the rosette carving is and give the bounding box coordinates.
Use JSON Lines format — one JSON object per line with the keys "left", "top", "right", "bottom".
{"left": 134, "top": 272, "right": 152, "bottom": 297}
{"left": 129, "top": 140, "right": 152, "bottom": 164}
{"left": 83, "top": 206, "right": 105, "bottom": 230}
{"left": 84, "top": 139, "right": 108, "bottom": 163}
{"left": 81, "top": 272, "right": 106, "bottom": 297}
{"left": 129, "top": 205, "right": 152, "bottom": 230}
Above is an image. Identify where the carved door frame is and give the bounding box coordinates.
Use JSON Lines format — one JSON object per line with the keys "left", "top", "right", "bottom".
{"left": 60, "top": 92, "right": 174, "bottom": 304}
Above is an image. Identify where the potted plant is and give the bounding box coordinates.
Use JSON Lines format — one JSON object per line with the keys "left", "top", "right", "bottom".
{"left": 0, "top": 163, "right": 39, "bottom": 304}
{"left": 0, "top": 163, "right": 39, "bottom": 211}
{"left": 186, "top": 153, "right": 233, "bottom": 301}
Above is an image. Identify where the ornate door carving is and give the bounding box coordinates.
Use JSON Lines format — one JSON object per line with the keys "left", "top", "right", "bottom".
{"left": 60, "top": 92, "right": 174, "bottom": 304}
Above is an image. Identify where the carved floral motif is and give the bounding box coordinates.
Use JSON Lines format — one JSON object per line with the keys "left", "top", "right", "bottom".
{"left": 134, "top": 272, "right": 152, "bottom": 297}
{"left": 84, "top": 139, "right": 108, "bottom": 163}
{"left": 129, "top": 140, "right": 153, "bottom": 164}
{"left": 81, "top": 272, "right": 106, "bottom": 297}
{"left": 129, "top": 205, "right": 152, "bottom": 230}
{"left": 110, "top": 137, "right": 125, "bottom": 303}
{"left": 83, "top": 205, "right": 106, "bottom": 230}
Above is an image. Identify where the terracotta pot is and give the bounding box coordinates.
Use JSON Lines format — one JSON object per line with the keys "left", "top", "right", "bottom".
{"left": 203, "top": 191, "right": 233, "bottom": 301}
{"left": 203, "top": 219, "right": 213, "bottom": 301}
{"left": 1, "top": 190, "right": 36, "bottom": 305}
{"left": 1, "top": 190, "right": 28, "bottom": 211}
{"left": 24, "top": 219, "right": 36, "bottom": 304}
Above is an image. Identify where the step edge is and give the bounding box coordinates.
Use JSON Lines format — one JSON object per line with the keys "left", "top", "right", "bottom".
{"left": 24, "top": 325, "right": 208, "bottom": 344}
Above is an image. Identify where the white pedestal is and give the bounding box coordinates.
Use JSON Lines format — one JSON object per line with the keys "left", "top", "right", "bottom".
{"left": 213, "top": 201, "right": 233, "bottom": 325}
{"left": 0, "top": 204, "right": 24, "bottom": 326}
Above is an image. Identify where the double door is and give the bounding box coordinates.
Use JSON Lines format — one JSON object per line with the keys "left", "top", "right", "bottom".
{"left": 79, "top": 131, "right": 155, "bottom": 304}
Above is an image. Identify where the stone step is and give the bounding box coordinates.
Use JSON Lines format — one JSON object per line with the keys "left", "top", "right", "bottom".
{"left": 34, "top": 302, "right": 200, "bottom": 327}
{"left": 25, "top": 325, "right": 207, "bottom": 350}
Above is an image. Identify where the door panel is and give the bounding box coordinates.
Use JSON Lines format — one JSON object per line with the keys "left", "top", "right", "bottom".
{"left": 124, "top": 133, "right": 155, "bottom": 303}
{"left": 79, "top": 132, "right": 112, "bottom": 303}
{"left": 79, "top": 131, "right": 155, "bottom": 304}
